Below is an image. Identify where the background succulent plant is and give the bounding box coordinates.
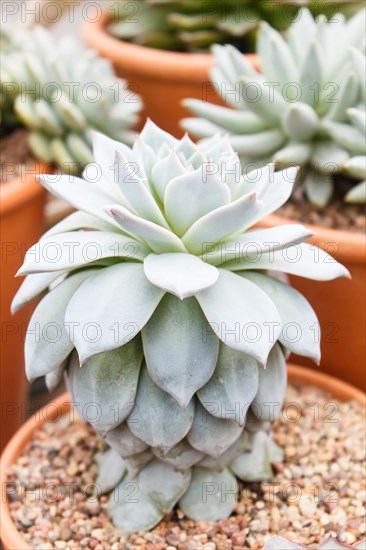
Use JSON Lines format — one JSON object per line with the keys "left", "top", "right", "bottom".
{"left": 182, "top": 8, "right": 366, "bottom": 206}
{"left": 14, "top": 121, "right": 348, "bottom": 532}
{"left": 107, "top": 0, "right": 364, "bottom": 52}
{"left": 0, "top": 26, "right": 141, "bottom": 173}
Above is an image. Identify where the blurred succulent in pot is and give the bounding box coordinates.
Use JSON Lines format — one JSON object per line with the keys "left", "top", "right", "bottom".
{"left": 107, "top": 0, "right": 364, "bottom": 52}
{"left": 182, "top": 8, "right": 366, "bottom": 206}
{"left": 0, "top": 26, "right": 141, "bottom": 173}
{"left": 14, "top": 121, "right": 349, "bottom": 532}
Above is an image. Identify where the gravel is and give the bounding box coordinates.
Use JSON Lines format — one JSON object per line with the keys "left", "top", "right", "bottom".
{"left": 6, "top": 384, "right": 366, "bottom": 549}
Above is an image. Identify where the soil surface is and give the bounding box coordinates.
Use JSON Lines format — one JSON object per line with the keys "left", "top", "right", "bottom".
{"left": 277, "top": 179, "right": 366, "bottom": 233}
{"left": 0, "top": 129, "right": 35, "bottom": 184}
{"left": 6, "top": 384, "right": 366, "bottom": 549}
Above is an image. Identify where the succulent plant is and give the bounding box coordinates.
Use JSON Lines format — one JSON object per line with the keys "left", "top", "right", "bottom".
{"left": 182, "top": 8, "right": 366, "bottom": 206}
{"left": 263, "top": 535, "right": 366, "bottom": 549}
{"left": 0, "top": 26, "right": 141, "bottom": 173}
{"left": 14, "top": 121, "right": 349, "bottom": 532}
{"left": 107, "top": 0, "right": 364, "bottom": 52}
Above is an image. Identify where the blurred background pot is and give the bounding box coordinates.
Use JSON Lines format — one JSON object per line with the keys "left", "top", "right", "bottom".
{"left": 82, "top": 12, "right": 258, "bottom": 137}
{"left": 0, "top": 164, "right": 47, "bottom": 450}
{"left": 259, "top": 215, "right": 366, "bottom": 390}
{"left": 1, "top": 364, "right": 365, "bottom": 550}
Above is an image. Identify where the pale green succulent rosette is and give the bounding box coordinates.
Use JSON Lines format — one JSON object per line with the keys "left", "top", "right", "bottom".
{"left": 0, "top": 26, "right": 141, "bottom": 173}
{"left": 182, "top": 8, "right": 366, "bottom": 206}
{"left": 14, "top": 121, "right": 349, "bottom": 532}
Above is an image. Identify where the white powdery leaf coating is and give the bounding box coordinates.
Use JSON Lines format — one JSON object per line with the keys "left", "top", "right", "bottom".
{"left": 239, "top": 271, "right": 320, "bottom": 362}
{"left": 18, "top": 231, "right": 148, "bottom": 275}
{"left": 25, "top": 270, "right": 94, "bottom": 382}
{"left": 12, "top": 271, "right": 66, "bottom": 314}
{"left": 142, "top": 294, "right": 219, "bottom": 407}
{"left": 196, "top": 269, "right": 282, "bottom": 365}
{"left": 179, "top": 467, "right": 238, "bottom": 521}
{"left": 65, "top": 263, "right": 165, "bottom": 362}
{"left": 143, "top": 253, "right": 219, "bottom": 299}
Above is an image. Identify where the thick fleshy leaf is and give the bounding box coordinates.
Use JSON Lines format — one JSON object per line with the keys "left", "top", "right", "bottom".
{"left": 198, "top": 430, "right": 252, "bottom": 471}
{"left": 198, "top": 344, "right": 259, "bottom": 425}
{"left": 65, "top": 263, "right": 164, "bottom": 361}
{"left": 150, "top": 150, "right": 187, "bottom": 203}
{"left": 114, "top": 151, "right": 169, "bottom": 228}
{"left": 164, "top": 166, "right": 230, "bottom": 236}
{"left": 239, "top": 272, "right": 320, "bottom": 362}
{"left": 95, "top": 449, "right": 127, "bottom": 494}
{"left": 109, "top": 459, "right": 189, "bottom": 533}
{"left": 45, "top": 361, "right": 65, "bottom": 392}
{"left": 43, "top": 211, "right": 118, "bottom": 240}
{"left": 18, "top": 231, "right": 147, "bottom": 275}
{"left": 306, "top": 172, "right": 334, "bottom": 208}
{"left": 182, "top": 99, "right": 271, "bottom": 134}
{"left": 258, "top": 22, "right": 297, "bottom": 87}
{"left": 179, "top": 467, "right": 238, "bottom": 521}
{"left": 196, "top": 270, "right": 281, "bottom": 365}
{"left": 107, "top": 205, "right": 187, "bottom": 253}
{"left": 142, "top": 293, "right": 219, "bottom": 407}
{"left": 281, "top": 103, "right": 319, "bottom": 141}
{"left": 343, "top": 155, "right": 366, "bottom": 179}
{"left": 143, "top": 253, "right": 218, "bottom": 299}
{"left": 273, "top": 142, "right": 313, "bottom": 166}
{"left": 139, "top": 119, "right": 178, "bottom": 153}
{"left": 38, "top": 174, "right": 122, "bottom": 227}
{"left": 230, "top": 431, "right": 276, "bottom": 482}
{"left": 152, "top": 440, "right": 204, "bottom": 471}
{"left": 124, "top": 449, "right": 154, "bottom": 476}
{"left": 105, "top": 423, "right": 149, "bottom": 458}
{"left": 187, "top": 401, "right": 243, "bottom": 457}
{"left": 127, "top": 366, "right": 195, "bottom": 453}
{"left": 229, "top": 129, "right": 286, "bottom": 158}
{"left": 182, "top": 193, "right": 262, "bottom": 255}
{"left": 91, "top": 130, "right": 136, "bottom": 180}
{"left": 138, "top": 459, "right": 191, "bottom": 513}
{"left": 226, "top": 243, "right": 350, "bottom": 281}
{"left": 203, "top": 224, "right": 314, "bottom": 267}
{"left": 241, "top": 167, "right": 298, "bottom": 228}
{"left": 25, "top": 270, "right": 94, "bottom": 382}
{"left": 322, "top": 120, "right": 366, "bottom": 154}
{"left": 68, "top": 337, "right": 143, "bottom": 434}
{"left": 345, "top": 180, "right": 366, "bottom": 203}
{"left": 12, "top": 271, "right": 66, "bottom": 314}
{"left": 251, "top": 344, "right": 287, "bottom": 422}
{"left": 109, "top": 480, "right": 163, "bottom": 533}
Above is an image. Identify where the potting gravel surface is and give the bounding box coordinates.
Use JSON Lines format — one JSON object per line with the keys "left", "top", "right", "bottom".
{"left": 6, "top": 384, "right": 366, "bottom": 550}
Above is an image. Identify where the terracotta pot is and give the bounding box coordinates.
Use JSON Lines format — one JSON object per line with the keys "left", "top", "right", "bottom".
{"left": 1, "top": 364, "right": 365, "bottom": 550}
{"left": 0, "top": 164, "right": 47, "bottom": 451}
{"left": 259, "top": 214, "right": 366, "bottom": 390}
{"left": 82, "top": 12, "right": 259, "bottom": 137}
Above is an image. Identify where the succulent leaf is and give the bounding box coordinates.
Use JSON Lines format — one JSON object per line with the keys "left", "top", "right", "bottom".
{"left": 142, "top": 293, "right": 219, "bottom": 406}
{"left": 179, "top": 467, "right": 237, "bottom": 521}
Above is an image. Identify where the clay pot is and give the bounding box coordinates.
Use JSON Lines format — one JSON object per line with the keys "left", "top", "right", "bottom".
{"left": 0, "top": 165, "right": 47, "bottom": 450}
{"left": 259, "top": 214, "right": 366, "bottom": 390}
{"left": 82, "top": 12, "right": 258, "bottom": 137}
{"left": 1, "top": 364, "right": 365, "bottom": 550}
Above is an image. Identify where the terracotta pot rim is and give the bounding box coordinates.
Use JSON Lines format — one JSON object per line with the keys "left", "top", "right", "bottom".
{"left": 263, "top": 213, "right": 366, "bottom": 263}
{"left": 1, "top": 364, "right": 365, "bottom": 550}
{"left": 82, "top": 12, "right": 258, "bottom": 81}
{"left": 1, "top": 163, "right": 49, "bottom": 217}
